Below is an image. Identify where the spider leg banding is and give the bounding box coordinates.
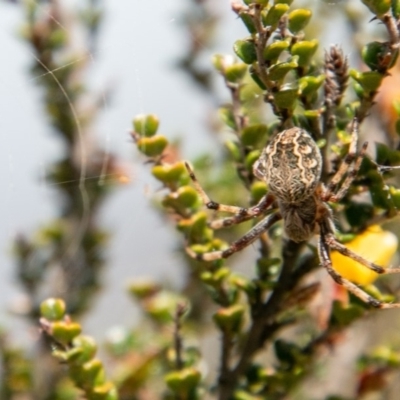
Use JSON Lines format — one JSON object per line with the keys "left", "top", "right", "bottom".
{"left": 185, "top": 121, "right": 400, "bottom": 309}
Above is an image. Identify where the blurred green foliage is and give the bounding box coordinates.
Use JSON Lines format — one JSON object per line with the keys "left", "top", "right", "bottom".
{"left": 3, "top": 1, "right": 400, "bottom": 400}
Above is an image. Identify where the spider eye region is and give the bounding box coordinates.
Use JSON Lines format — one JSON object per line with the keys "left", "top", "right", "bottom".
{"left": 253, "top": 127, "right": 322, "bottom": 203}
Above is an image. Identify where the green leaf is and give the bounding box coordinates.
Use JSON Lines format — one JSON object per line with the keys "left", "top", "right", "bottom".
{"left": 350, "top": 69, "right": 384, "bottom": 93}
{"left": 273, "top": 87, "right": 299, "bottom": 109}
{"left": 40, "top": 298, "right": 66, "bottom": 321}
{"left": 299, "top": 75, "right": 324, "bottom": 97}
{"left": 51, "top": 321, "right": 82, "bottom": 345}
{"left": 225, "top": 63, "right": 248, "bottom": 83}
{"left": 361, "top": 0, "right": 391, "bottom": 15}
{"left": 288, "top": 9, "right": 312, "bottom": 33}
{"left": 133, "top": 114, "right": 159, "bottom": 137}
{"left": 234, "top": 39, "right": 257, "bottom": 64}
{"left": 137, "top": 135, "right": 168, "bottom": 157}
{"left": 291, "top": 40, "right": 318, "bottom": 67}
{"left": 264, "top": 40, "right": 290, "bottom": 62}
{"left": 151, "top": 161, "right": 187, "bottom": 185}
{"left": 213, "top": 305, "right": 245, "bottom": 333}
{"left": 239, "top": 13, "right": 257, "bottom": 34}
{"left": 162, "top": 186, "right": 199, "bottom": 210}
{"left": 263, "top": 3, "right": 289, "bottom": 26}
{"left": 362, "top": 41, "right": 398, "bottom": 71}
{"left": 268, "top": 58, "right": 298, "bottom": 81}
{"left": 250, "top": 68, "right": 267, "bottom": 90}
{"left": 241, "top": 124, "right": 268, "bottom": 146}
{"left": 165, "top": 368, "right": 201, "bottom": 393}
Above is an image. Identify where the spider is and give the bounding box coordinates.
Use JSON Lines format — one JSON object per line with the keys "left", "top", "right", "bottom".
{"left": 185, "top": 119, "right": 400, "bottom": 309}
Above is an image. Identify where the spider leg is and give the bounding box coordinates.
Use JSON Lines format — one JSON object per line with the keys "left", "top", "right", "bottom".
{"left": 209, "top": 196, "right": 276, "bottom": 230}
{"left": 323, "top": 232, "right": 400, "bottom": 275}
{"left": 323, "top": 118, "right": 367, "bottom": 202}
{"left": 185, "top": 161, "right": 274, "bottom": 216}
{"left": 186, "top": 212, "right": 282, "bottom": 261}
{"left": 319, "top": 227, "right": 400, "bottom": 309}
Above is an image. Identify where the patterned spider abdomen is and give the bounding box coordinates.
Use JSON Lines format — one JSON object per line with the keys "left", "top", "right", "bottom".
{"left": 253, "top": 128, "right": 322, "bottom": 204}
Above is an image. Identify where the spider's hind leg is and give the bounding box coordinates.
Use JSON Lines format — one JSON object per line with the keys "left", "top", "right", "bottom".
{"left": 319, "top": 229, "right": 400, "bottom": 309}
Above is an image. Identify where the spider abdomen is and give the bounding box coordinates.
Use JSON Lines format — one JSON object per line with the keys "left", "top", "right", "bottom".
{"left": 253, "top": 128, "right": 322, "bottom": 203}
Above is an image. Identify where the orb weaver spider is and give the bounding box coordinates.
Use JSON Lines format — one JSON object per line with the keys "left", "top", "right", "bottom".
{"left": 185, "top": 119, "right": 400, "bottom": 309}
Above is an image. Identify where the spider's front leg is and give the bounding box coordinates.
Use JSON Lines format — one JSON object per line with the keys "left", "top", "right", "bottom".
{"left": 322, "top": 118, "right": 368, "bottom": 203}
{"left": 186, "top": 212, "right": 282, "bottom": 261}
{"left": 185, "top": 162, "right": 275, "bottom": 229}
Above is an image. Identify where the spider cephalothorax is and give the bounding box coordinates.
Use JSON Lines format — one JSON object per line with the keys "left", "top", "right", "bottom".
{"left": 185, "top": 120, "right": 400, "bottom": 309}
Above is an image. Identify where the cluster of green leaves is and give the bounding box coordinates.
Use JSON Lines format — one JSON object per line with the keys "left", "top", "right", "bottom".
{"left": 40, "top": 298, "right": 118, "bottom": 400}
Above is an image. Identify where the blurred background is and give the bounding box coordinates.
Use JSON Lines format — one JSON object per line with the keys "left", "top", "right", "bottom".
{"left": 2, "top": 1, "right": 400, "bottom": 399}
{"left": 0, "top": 0, "right": 249, "bottom": 336}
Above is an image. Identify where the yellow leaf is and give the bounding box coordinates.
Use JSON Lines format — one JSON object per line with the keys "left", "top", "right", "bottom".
{"left": 331, "top": 226, "right": 398, "bottom": 285}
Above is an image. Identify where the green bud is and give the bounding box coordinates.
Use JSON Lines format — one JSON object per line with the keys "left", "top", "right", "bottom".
{"left": 212, "top": 54, "right": 234, "bottom": 73}
{"left": 90, "top": 382, "right": 119, "bottom": 400}
{"left": 390, "top": 186, "right": 400, "bottom": 208}
{"left": 165, "top": 368, "right": 201, "bottom": 393}
{"left": 362, "top": 41, "right": 397, "bottom": 71}
{"left": 392, "top": 0, "right": 400, "bottom": 17}
{"left": 201, "top": 267, "right": 231, "bottom": 287}
{"left": 225, "top": 63, "right": 248, "bottom": 83}
{"left": 70, "top": 359, "right": 106, "bottom": 389}
{"left": 51, "top": 321, "right": 81, "bottom": 345}
{"left": 137, "top": 135, "right": 168, "bottom": 157}
{"left": 250, "top": 181, "right": 268, "bottom": 203}
{"left": 213, "top": 305, "right": 245, "bottom": 333}
{"left": 230, "top": 275, "right": 256, "bottom": 298}
{"left": 177, "top": 212, "right": 212, "bottom": 242}
{"left": 233, "top": 39, "right": 257, "bottom": 64}
{"left": 361, "top": 0, "right": 391, "bottom": 15}
{"left": 303, "top": 109, "right": 322, "bottom": 125}
{"left": 268, "top": 58, "right": 298, "bottom": 81}
{"left": 273, "top": 87, "right": 299, "bottom": 109}
{"left": 263, "top": 40, "right": 290, "bottom": 62}
{"left": 40, "top": 298, "right": 66, "bottom": 321}
{"left": 288, "top": 9, "right": 312, "bottom": 33}
{"left": 299, "top": 75, "right": 324, "bottom": 97}
{"left": 241, "top": 124, "right": 268, "bottom": 146}
{"left": 128, "top": 279, "right": 160, "bottom": 299}
{"left": 70, "top": 336, "right": 97, "bottom": 364}
{"left": 151, "top": 161, "right": 187, "bottom": 185}
{"left": 350, "top": 69, "right": 384, "bottom": 93}
{"left": 250, "top": 68, "right": 267, "bottom": 90}
{"left": 133, "top": 114, "right": 160, "bottom": 137}
{"left": 239, "top": 13, "right": 257, "bottom": 34}
{"left": 225, "top": 140, "right": 242, "bottom": 162}
{"left": 174, "top": 186, "right": 199, "bottom": 208}
{"left": 263, "top": 3, "right": 289, "bottom": 26}
{"left": 245, "top": 150, "right": 262, "bottom": 172}
{"left": 144, "top": 292, "right": 181, "bottom": 323}
{"left": 291, "top": 40, "right": 318, "bottom": 67}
